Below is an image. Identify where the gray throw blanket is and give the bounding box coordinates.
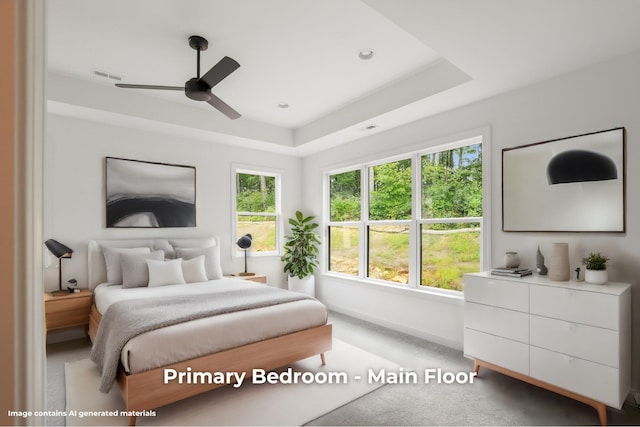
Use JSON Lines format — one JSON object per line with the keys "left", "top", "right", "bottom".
{"left": 90, "top": 286, "right": 312, "bottom": 393}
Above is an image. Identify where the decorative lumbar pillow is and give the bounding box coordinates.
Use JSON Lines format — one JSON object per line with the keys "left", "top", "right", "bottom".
{"left": 175, "top": 245, "right": 223, "bottom": 280}
{"left": 181, "top": 255, "right": 208, "bottom": 283}
{"left": 147, "top": 258, "right": 186, "bottom": 287}
{"left": 102, "top": 246, "right": 151, "bottom": 285}
{"left": 121, "top": 250, "right": 165, "bottom": 288}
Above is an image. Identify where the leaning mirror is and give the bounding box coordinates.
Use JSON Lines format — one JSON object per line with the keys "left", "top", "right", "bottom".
{"left": 502, "top": 127, "right": 625, "bottom": 232}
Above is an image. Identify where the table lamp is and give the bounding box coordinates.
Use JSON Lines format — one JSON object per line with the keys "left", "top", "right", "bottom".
{"left": 45, "top": 239, "right": 73, "bottom": 296}
{"left": 236, "top": 234, "right": 255, "bottom": 276}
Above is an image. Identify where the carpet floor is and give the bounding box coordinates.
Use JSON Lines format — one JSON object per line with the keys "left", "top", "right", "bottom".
{"left": 47, "top": 311, "right": 640, "bottom": 425}
{"left": 64, "top": 339, "right": 398, "bottom": 426}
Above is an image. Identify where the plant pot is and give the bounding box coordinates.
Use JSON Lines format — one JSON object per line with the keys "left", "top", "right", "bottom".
{"left": 585, "top": 269, "right": 608, "bottom": 285}
{"left": 288, "top": 275, "right": 315, "bottom": 297}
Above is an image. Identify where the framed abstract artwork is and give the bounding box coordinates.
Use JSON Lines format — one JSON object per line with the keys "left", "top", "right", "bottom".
{"left": 502, "top": 127, "right": 625, "bottom": 232}
{"left": 105, "top": 157, "right": 196, "bottom": 228}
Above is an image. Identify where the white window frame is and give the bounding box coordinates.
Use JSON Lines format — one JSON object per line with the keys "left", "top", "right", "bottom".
{"left": 231, "top": 165, "right": 282, "bottom": 258}
{"left": 324, "top": 131, "right": 490, "bottom": 295}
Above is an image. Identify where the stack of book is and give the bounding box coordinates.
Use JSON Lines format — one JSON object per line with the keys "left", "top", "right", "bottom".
{"left": 490, "top": 267, "right": 533, "bottom": 277}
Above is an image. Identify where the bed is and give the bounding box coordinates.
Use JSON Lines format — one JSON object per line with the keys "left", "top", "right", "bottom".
{"left": 86, "top": 237, "right": 332, "bottom": 426}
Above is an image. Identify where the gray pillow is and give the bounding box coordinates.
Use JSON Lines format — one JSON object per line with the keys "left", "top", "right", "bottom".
{"left": 175, "top": 245, "right": 222, "bottom": 280}
{"left": 102, "top": 246, "right": 151, "bottom": 285}
{"left": 121, "top": 250, "right": 165, "bottom": 288}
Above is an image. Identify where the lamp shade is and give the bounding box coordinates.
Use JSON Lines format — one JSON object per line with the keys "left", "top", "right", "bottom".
{"left": 547, "top": 150, "right": 617, "bottom": 184}
{"left": 236, "top": 234, "right": 252, "bottom": 250}
{"left": 45, "top": 239, "right": 73, "bottom": 259}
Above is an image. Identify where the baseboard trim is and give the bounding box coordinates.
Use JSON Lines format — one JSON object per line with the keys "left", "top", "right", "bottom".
{"left": 326, "top": 302, "right": 462, "bottom": 350}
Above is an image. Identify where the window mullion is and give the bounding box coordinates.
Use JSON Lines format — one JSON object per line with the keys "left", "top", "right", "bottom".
{"left": 360, "top": 166, "right": 368, "bottom": 280}
{"left": 409, "top": 153, "right": 420, "bottom": 288}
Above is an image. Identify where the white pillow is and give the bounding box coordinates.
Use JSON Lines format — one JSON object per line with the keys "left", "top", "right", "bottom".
{"left": 102, "top": 246, "right": 151, "bottom": 285}
{"left": 181, "top": 255, "right": 208, "bottom": 283}
{"left": 147, "top": 258, "right": 186, "bottom": 287}
{"left": 175, "top": 246, "right": 222, "bottom": 280}
{"left": 121, "top": 250, "right": 165, "bottom": 288}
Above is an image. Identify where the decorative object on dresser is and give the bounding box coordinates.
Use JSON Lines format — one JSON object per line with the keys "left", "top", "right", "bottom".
{"left": 44, "top": 239, "right": 74, "bottom": 296}
{"left": 282, "top": 211, "right": 320, "bottom": 296}
{"left": 464, "top": 272, "right": 631, "bottom": 426}
{"left": 504, "top": 251, "right": 520, "bottom": 268}
{"left": 44, "top": 288, "right": 93, "bottom": 336}
{"left": 536, "top": 245, "right": 548, "bottom": 275}
{"left": 548, "top": 242, "right": 570, "bottom": 281}
{"left": 583, "top": 252, "right": 609, "bottom": 285}
{"left": 490, "top": 267, "right": 532, "bottom": 278}
{"left": 105, "top": 157, "right": 196, "bottom": 228}
{"left": 236, "top": 233, "right": 255, "bottom": 276}
{"left": 502, "top": 127, "right": 625, "bottom": 232}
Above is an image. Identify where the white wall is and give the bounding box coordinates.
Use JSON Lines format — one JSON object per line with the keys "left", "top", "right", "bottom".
{"left": 302, "top": 50, "right": 640, "bottom": 388}
{"left": 44, "top": 115, "right": 302, "bottom": 291}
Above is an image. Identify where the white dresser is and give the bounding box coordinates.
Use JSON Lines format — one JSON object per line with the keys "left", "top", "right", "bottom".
{"left": 464, "top": 272, "right": 631, "bottom": 425}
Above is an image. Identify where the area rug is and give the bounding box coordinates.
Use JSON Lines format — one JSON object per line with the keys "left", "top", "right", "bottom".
{"left": 65, "top": 339, "right": 399, "bottom": 426}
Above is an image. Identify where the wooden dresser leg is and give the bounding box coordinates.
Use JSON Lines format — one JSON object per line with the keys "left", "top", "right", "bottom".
{"left": 595, "top": 403, "right": 607, "bottom": 426}
{"left": 128, "top": 415, "right": 137, "bottom": 426}
{"left": 474, "top": 360, "right": 480, "bottom": 375}
{"left": 320, "top": 353, "right": 326, "bottom": 366}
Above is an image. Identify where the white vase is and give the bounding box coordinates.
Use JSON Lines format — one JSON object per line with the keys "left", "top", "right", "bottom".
{"left": 288, "top": 275, "right": 315, "bottom": 297}
{"left": 585, "top": 269, "right": 608, "bottom": 285}
{"left": 549, "top": 243, "right": 570, "bottom": 281}
{"left": 504, "top": 252, "right": 520, "bottom": 268}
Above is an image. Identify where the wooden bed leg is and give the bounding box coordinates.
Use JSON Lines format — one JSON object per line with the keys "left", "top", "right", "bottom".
{"left": 320, "top": 353, "right": 326, "bottom": 366}
{"left": 128, "top": 416, "right": 137, "bottom": 426}
{"left": 474, "top": 360, "right": 480, "bottom": 375}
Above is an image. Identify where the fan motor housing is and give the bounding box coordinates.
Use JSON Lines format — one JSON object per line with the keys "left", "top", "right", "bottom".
{"left": 185, "top": 78, "right": 212, "bottom": 101}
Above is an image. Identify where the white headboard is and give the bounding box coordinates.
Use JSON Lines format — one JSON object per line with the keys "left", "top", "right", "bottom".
{"left": 87, "top": 236, "right": 219, "bottom": 289}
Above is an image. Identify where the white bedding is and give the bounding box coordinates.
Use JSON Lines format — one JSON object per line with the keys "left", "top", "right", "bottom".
{"left": 93, "top": 278, "right": 328, "bottom": 374}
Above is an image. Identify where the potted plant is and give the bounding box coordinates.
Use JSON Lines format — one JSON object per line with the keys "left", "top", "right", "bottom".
{"left": 582, "top": 252, "right": 609, "bottom": 284}
{"left": 282, "top": 211, "right": 321, "bottom": 296}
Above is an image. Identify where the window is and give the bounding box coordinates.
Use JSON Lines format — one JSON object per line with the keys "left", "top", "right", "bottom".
{"left": 420, "top": 143, "right": 482, "bottom": 290}
{"left": 233, "top": 168, "right": 281, "bottom": 255}
{"left": 328, "top": 170, "right": 360, "bottom": 275}
{"left": 325, "top": 136, "right": 486, "bottom": 293}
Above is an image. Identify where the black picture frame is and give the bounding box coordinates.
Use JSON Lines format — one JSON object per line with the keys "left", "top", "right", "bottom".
{"left": 502, "top": 127, "right": 625, "bottom": 233}
{"left": 105, "top": 157, "right": 196, "bottom": 228}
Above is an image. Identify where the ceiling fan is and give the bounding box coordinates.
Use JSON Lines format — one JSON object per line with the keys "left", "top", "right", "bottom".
{"left": 115, "top": 35, "right": 241, "bottom": 120}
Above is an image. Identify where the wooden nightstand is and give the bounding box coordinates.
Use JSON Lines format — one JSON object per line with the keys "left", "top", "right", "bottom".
{"left": 224, "top": 274, "right": 267, "bottom": 284}
{"left": 44, "top": 289, "right": 93, "bottom": 335}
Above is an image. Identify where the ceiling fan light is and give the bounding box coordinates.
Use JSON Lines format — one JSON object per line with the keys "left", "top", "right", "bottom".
{"left": 185, "top": 78, "right": 212, "bottom": 101}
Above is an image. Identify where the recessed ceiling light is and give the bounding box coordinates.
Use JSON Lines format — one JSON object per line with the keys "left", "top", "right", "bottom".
{"left": 358, "top": 48, "right": 375, "bottom": 60}
{"left": 277, "top": 102, "right": 289, "bottom": 109}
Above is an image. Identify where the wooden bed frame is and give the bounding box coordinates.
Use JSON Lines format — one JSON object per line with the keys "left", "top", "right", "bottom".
{"left": 89, "top": 305, "right": 332, "bottom": 426}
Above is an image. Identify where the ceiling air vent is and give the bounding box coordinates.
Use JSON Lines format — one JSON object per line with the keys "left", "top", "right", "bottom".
{"left": 91, "top": 69, "right": 123, "bottom": 81}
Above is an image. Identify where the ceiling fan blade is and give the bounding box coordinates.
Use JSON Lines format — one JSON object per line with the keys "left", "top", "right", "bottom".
{"left": 207, "top": 93, "right": 241, "bottom": 120}
{"left": 200, "top": 56, "right": 240, "bottom": 89}
{"left": 115, "top": 84, "right": 185, "bottom": 91}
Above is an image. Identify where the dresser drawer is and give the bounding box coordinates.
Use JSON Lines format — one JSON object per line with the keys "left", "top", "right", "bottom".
{"left": 465, "top": 302, "right": 529, "bottom": 343}
{"left": 530, "top": 315, "right": 619, "bottom": 368}
{"left": 464, "top": 275, "right": 528, "bottom": 312}
{"left": 464, "top": 328, "right": 529, "bottom": 375}
{"left": 530, "top": 346, "right": 622, "bottom": 408}
{"left": 530, "top": 285, "right": 619, "bottom": 330}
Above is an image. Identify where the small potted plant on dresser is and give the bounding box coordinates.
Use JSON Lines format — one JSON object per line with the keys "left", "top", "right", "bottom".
{"left": 583, "top": 252, "right": 609, "bottom": 284}
{"left": 282, "top": 210, "right": 320, "bottom": 296}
